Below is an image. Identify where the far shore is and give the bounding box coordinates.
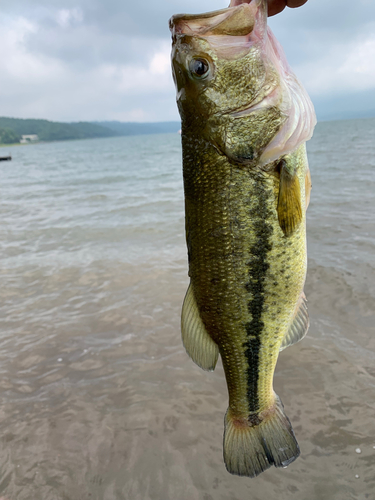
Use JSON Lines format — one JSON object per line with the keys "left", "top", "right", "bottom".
{"left": 0, "top": 142, "right": 33, "bottom": 148}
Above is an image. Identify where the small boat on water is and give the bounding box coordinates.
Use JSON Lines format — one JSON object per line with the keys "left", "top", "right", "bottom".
{"left": 0, "top": 155, "right": 12, "bottom": 161}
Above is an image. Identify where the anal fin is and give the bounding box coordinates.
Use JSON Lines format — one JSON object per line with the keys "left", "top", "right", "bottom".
{"left": 277, "top": 159, "right": 303, "bottom": 237}
{"left": 181, "top": 283, "right": 219, "bottom": 371}
{"left": 280, "top": 292, "right": 309, "bottom": 351}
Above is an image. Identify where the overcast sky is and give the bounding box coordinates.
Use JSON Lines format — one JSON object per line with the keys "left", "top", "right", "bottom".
{"left": 1, "top": 0, "right": 374, "bottom": 122}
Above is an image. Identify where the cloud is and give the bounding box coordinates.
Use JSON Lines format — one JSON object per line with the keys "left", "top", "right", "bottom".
{"left": 56, "top": 8, "right": 84, "bottom": 28}
{"left": 339, "top": 36, "right": 375, "bottom": 91}
{"left": 0, "top": 16, "right": 65, "bottom": 83}
{"left": 1, "top": 0, "right": 229, "bottom": 39}
{"left": 293, "top": 33, "right": 375, "bottom": 98}
{"left": 99, "top": 44, "right": 173, "bottom": 97}
{"left": 0, "top": 0, "right": 374, "bottom": 122}
{"left": 0, "top": 15, "right": 176, "bottom": 122}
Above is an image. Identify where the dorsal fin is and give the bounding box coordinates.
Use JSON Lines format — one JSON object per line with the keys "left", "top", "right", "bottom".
{"left": 181, "top": 283, "right": 219, "bottom": 371}
{"left": 280, "top": 292, "right": 309, "bottom": 351}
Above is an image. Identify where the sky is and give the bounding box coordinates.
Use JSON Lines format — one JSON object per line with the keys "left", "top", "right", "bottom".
{"left": 1, "top": 0, "right": 375, "bottom": 123}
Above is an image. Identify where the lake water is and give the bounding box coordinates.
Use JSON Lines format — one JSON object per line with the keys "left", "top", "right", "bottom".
{"left": 0, "top": 118, "right": 375, "bottom": 499}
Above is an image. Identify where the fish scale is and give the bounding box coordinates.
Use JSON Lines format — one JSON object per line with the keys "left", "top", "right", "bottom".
{"left": 186, "top": 137, "right": 307, "bottom": 416}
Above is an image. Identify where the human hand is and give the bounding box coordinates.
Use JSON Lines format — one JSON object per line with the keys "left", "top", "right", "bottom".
{"left": 267, "top": 0, "right": 308, "bottom": 17}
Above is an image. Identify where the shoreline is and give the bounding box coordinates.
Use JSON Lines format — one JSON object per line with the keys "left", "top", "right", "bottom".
{"left": 0, "top": 142, "right": 31, "bottom": 148}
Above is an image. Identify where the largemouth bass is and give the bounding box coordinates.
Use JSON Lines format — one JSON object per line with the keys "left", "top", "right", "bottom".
{"left": 169, "top": 0, "right": 316, "bottom": 477}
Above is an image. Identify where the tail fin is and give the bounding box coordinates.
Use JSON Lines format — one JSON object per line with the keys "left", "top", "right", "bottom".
{"left": 223, "top": 395, "right": 299, "bottom": 477}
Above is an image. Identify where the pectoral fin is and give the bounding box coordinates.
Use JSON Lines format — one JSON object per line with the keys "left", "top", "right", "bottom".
{"left": 305, "top": 167, "right": 312, "bottom": 210}
{"left": 181, "top": 283, "right": 219, "bottom": 371}
{"left": 277, "top": 160, "right": 303, "bottom": 237}
{"left": 280, "top": 292, "right": 309, "bottom": 351}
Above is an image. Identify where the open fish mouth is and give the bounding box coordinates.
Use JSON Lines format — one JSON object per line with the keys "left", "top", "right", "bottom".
{"left": 170, "top": 3, "right": 255, "bottom": 38}
{"left": 170, "top": 0, "right": 265, "bottom": 59}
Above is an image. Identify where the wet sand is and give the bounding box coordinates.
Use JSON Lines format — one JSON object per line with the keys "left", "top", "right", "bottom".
{"left": 0, "top": 259, "right": 374, "bottom": 500}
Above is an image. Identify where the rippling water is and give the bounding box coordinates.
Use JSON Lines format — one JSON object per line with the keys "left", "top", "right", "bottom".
{"left": 0, "top": 118, "right": 375, "bottom": 499}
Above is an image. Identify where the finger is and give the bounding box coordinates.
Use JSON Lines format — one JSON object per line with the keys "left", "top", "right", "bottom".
{"left": 268, "top": 0, "right": 287, "bottom": 17}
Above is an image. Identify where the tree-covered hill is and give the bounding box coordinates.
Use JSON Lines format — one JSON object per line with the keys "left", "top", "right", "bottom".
{"left": 0, "top": 117, "right": 182, "bottom": 144}
{"left": 0, "top": 117, "right": 117, "bottom": 142}
{"left": 0, "top": 127, "right": 20, "bottom": 144}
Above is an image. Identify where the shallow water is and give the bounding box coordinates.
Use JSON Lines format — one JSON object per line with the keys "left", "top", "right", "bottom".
{"left": 0, "top": 118, "right": 375, "bottom": 499}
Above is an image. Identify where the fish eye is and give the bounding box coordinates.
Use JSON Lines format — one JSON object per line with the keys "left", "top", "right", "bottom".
{"left": 189, "top": 58, "right": 210, "bottom": 79}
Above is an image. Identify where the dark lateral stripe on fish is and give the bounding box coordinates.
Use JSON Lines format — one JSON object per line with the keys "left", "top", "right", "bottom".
{"left": 244, "top": 183, "right": 273, "bottom": 414}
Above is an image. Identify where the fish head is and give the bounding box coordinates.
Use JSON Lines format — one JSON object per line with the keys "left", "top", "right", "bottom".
{"left": 169, "top": 0, "right": 270, "bottom": 122}
{"left": 170, "top": 0, "right": 316, "bottom": 166}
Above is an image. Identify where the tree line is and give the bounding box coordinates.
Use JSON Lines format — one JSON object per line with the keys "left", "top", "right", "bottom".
{"left": 0, "top": 117, "right": 181, "bottom": 145}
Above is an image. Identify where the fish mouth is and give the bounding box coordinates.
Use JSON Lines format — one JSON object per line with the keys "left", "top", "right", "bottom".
{"left": 169, "top": 1, "right": 265, "bottom": 58}
{"left": 169, "top": 3, "right": 255, "bottom": 38}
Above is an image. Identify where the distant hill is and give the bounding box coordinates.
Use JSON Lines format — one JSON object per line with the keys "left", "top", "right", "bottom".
{"left": 0, "top": 117, "right": 116, "bottom": 143}
{"left": 0, "top": 127, "right": 20, "bottom": 144}
{"left": 95, "top": 121, "right": 181, "bottom": 136}
{"left": 0, "top": 117, "right": 181, "bottom": 144}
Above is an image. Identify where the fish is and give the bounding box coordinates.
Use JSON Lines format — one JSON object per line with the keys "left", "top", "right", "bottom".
{"left": 169, "top": 0, "right": 316, "bottom": 478}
